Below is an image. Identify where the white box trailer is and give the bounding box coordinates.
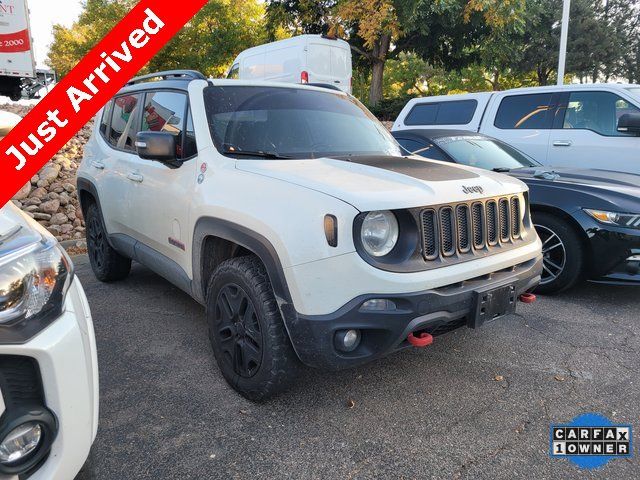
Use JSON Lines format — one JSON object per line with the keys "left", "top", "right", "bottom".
{"left": 227, "top": 35, "right": 353, "bottom": 93}
{"left": 0, "top": 0, "right": 54, "bottom": 101}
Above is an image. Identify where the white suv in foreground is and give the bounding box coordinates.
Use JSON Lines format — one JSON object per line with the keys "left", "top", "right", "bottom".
{"left": 0, "top": 202, "right": 98, "bottom": 479}
{"left": 78, "top": 71, "right": 542, "bottom": 400}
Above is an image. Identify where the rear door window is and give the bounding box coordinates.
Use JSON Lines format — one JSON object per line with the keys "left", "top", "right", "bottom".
{"left": 494, "top": 93, "right": 555, "bottom": 129}
{"left": 561, "top": 91, "right": 640, "bottom": 136}
{"left": 109, "top": 93, "right": 142, "bottom": 151}
{"left": 142, "top": 91, "right": 188, "bottom": 158}
{"left": 404, "top": 100, "right": 477, "bottom": 126}
{"left": 330, "top": 46, "right": 351, "bottom": 78}
{"left": 308, "top": 44, "right": 332, "bottom": 77}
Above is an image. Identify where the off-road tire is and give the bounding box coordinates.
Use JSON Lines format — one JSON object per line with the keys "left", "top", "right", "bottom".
{"left": 85, "top": 203, "right": 131, "bottom": 282}
{"left": 533, "top": 212, "right": 584, "bottom": 294}
{"left": 206, "top": 255, "right": 300, "bottom": 401}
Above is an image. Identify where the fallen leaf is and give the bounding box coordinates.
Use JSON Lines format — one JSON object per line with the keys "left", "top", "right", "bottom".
{"left": 346, "top": 398, "right": 356, "bottom": 409}
{"left": 554, "top": 375, "right": 566, "bottom": 382}
{"left": 494, "top": 375, "right": 504, "bottom": 382}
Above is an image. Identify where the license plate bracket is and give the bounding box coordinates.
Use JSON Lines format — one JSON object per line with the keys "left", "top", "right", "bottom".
{"left": 470, "top": 284, "right": 518, "bottom": 329}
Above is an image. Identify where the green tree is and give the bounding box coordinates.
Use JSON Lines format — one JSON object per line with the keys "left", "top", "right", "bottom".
{"left": 47, "top": 0, "right": 133, "bottom": 76}
{"left": 265, "top": 0, "right": 338, "bottom": 38}
{"left": 149, "top": 0, "right": 267, "bottom": 77}
{"left": 48, "top": 0, "right": 266, "bottom": 78}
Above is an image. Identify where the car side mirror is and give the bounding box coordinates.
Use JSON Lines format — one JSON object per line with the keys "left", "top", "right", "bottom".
{"left": 136, "top": 131, "right": 181, "bottom": 167}
{"left": 617, "top": 113, "right": 640, "bottom": 136}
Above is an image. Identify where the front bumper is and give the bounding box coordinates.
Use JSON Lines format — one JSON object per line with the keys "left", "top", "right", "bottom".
{"left": 582, "top": 217, "right": 640, "bottom": 285}
{"left": 0, "top": 278, "right": 98, "bottom": 480}
{"left": 284, "top": 255, "right": 542, "bottom": 370}
{"left": 590, "top": 252, "right": 640, "bottom": 285}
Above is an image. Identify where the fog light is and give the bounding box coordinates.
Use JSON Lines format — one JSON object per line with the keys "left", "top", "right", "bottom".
{"left": 360, "top": 299, "right": 396, "bottom": 311}
{"left": 0, "top": 422, "right": 42, "bottom": 465}
{"left": 334, "top": 329, "right": 361, "bottom": 352}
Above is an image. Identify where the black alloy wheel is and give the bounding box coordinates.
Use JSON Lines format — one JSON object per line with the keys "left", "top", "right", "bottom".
{"left": 87, "top": 213, "right": 107, "bottom": 271}
{"left": 206, "top": 255, "right": 301, "bottom": 401}
{"left": 84, "top": 203, "right": 131, "bottom": 282}
{"left": 214, "top": 284, "right": 264, "bottom": 378}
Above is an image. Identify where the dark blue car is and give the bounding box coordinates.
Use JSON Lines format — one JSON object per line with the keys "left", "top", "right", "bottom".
{"left": 392, "top": 129, "right": 640, "bottom": 293}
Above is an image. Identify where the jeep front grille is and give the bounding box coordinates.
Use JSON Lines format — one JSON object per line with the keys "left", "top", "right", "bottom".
{"left": 420, "top": 196, "right": 523, "bottom": 261}
{"left": 421, "top": 209, "right": 438, "bottom": 260}
{"left": 499, "top": 198, "right": 510, "bottom": 242}
{"left": 440, "top": 207, "right": 455, "bottom": 256}
{"left": 510, "top": 197, "right": 521, "bottom": 237}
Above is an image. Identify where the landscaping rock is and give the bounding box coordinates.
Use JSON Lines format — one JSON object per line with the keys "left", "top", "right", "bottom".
{"left": 41, "top": 199, "right": 61, "bottom": 214}
{"left": 39, "top": 164, "right": 61, "bottom": 183}
{"left": 12, "top": 182, "right": 31, "bottom": 201}
{"left": 50, "top": 213, "right": 69, "bottom": 225}
{"left": 2, "top": 104, "right": 91, "bottom": 239}
{"left": 29, "top": 187, "right": 48, "bottom": 200}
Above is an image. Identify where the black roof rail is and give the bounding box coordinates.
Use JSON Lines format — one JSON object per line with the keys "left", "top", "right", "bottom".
{"left": 126, "top": 70, "right": 207, "bottom": 86}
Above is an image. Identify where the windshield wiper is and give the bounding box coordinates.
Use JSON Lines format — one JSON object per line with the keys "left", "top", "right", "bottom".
{"left": 492, "top": 167, "right": 511, "bottom": 173}
{"left": 223, "top": 148, "right": 291, "bottom": 160}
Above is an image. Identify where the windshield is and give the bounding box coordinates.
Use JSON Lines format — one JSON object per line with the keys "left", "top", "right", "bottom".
{"left": 203, "top": 85, "right": 402, "bottom": 159}
{"left": 433, "top": 136, "right": 539, "bottom": 170}
{"left": 626, "top": 87, "right": 640, "bottom": 101}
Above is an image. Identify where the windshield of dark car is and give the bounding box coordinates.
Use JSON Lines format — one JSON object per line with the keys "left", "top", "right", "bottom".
{"left": 203, "top": 85, "right": 402, "bottom": 159}
{"left": 433, "top": 136, "right": 539, "bottom": 170}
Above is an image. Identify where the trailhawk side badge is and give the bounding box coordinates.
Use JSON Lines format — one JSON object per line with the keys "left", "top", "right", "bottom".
{"left": 550, "top": 413, "right": 633, "bottom": 469}
{"left": 462, "top": 185, "right": 484, "bottom": 195}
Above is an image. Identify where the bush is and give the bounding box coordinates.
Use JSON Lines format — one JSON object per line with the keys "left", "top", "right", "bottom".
{"left": 368, "top": 95, "right": 416, "bottom": 121}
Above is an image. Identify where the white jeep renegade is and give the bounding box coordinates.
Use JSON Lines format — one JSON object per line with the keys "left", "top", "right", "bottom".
{"left": 78, "top": 71, "right": 543, "bottom": 400}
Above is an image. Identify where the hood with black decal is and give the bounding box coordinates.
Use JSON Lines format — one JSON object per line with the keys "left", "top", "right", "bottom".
{"left": 509, "top": 167, "right": 640, "bottom": 212}
{"left": 235, "top": 155, "right": 528, "bottom": 211}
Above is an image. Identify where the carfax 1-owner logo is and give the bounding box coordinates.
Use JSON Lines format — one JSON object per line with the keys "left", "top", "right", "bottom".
{"left": 550, "top": 413, "right": 633, "bottom": 469}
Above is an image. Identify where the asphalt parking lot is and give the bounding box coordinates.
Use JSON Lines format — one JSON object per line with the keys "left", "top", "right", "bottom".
{"left": 74, "top": 255, "right": 639, "bottom": 479}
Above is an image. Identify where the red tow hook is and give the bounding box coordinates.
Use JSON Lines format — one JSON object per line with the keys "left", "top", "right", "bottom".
{"left": 407, "top": 332, "right": 434, "bottom": 348}
{"left": 519, "top": 292, "right": 537, "bottom": 304}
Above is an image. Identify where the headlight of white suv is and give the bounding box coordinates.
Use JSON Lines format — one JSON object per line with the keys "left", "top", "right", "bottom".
{"left": 360, "top": 210, "right": 399, "bottom": 257}
{"left": 584, "top": 209, "right": 640, "bottom": 229}
{"left": 0, "top": 237, "right": 73, "bottom": 330}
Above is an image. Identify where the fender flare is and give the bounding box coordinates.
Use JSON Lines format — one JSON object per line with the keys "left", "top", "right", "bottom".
{"left": 191, "top": 217, "right": 293, "bottom": 308}
{"left": 76, "top": 177, "right": 116, "bottom": 249}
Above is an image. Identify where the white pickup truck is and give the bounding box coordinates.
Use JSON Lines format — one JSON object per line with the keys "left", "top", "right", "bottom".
{"left": 0, "top": 0, "right": 54, "bottom": 101}
{"left": 393, "top": 84, "right": 640, "bottom": 175}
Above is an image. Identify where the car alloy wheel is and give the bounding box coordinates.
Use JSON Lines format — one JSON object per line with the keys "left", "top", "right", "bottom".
{"left": 535, "top": 224, "right": 567, "bottom": 285}
{"left": 214, "top": 283, "right": 263, "bottom": 378}
{"left": 87, "top": 215, "right": 106, "bottom": 270}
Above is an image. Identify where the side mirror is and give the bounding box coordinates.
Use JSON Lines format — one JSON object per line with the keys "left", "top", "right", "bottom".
{"left": 617, "top": 113, "right": 640, "bottom": 135}
{"left": 136, "top": 131, "right": 181, "bottom": 167}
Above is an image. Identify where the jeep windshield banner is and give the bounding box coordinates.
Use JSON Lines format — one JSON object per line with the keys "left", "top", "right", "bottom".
{"left": 0, "top": 0, "right": 207, "bottom": 208}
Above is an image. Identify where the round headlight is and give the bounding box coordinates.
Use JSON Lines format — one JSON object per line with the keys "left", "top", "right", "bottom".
{"left": 360, "top": 211, "right": 399, "bottom": 257}
{"left": 0, "top": 422, "right": 42, "bottom": 465}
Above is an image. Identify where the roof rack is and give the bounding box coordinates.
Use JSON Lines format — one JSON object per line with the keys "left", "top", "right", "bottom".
{"left": 126, "top": 70, "right": 207, "bottom": 86}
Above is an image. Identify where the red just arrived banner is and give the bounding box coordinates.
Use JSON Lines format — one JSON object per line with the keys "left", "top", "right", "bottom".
{"left": 0, "top": 0, "right": 208, "bottom": 208}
